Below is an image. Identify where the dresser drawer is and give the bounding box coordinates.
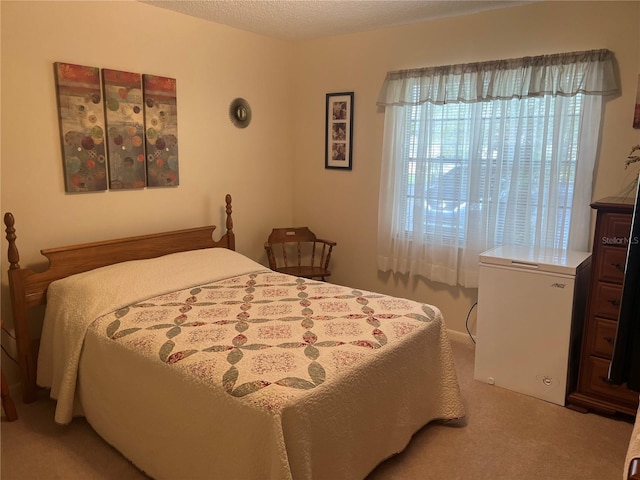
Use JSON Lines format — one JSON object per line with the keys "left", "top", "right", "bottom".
{"left": 596, "top": 246, "right": 627, "bottom": 284}
{"left": 583, "top": 355, "right": 639, "bottom": 406}
{"left": 598, "top": 212, "right": 632, "bottom": 247}
{"left": 592, "top": 282, "right": 623, "bottom": 320}
{"left": 590, "top": 317, "right": 617, "bottom": 359}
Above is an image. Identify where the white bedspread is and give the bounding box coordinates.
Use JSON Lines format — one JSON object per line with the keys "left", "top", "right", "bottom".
{"left": 625, "top": 402, "right": 640, "bottom": 479}
{"left": 39, "top": 248, "right": 465, "bottom": 479}
{"left": 37, "top": 247, "right": 267, "bottom": 424}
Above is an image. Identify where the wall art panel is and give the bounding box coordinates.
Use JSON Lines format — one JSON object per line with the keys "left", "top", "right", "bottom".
{"left": 143, "top": 74, "right": 179, "bottom": 187}
{"left": 102, "top": 69, "right": 146, "bottom": 189}
{"left": 54, "top": 62, "right": 108, "bottom": 192}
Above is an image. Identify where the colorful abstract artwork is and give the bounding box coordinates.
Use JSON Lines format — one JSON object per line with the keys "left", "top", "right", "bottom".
{"left": 54, "top": 63, "right": 108, "bottom": 192}
{"left": 54, "top": 63, "right": 180, "bottom": 191}
{"left": 143, "top": 74, "right": 179, "bottom": 187}
{"left": 102, "top": 69, "right": 146, "bottom": 189}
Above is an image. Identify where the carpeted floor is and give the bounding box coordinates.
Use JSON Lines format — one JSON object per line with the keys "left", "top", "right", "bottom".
{"left": 1, "top": 337, "right": 635, "bottom": 479}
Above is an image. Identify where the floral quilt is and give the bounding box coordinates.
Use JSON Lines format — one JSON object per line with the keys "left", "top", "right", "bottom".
{"left": 94, "top": 271, "right": 447, "bottom": 413}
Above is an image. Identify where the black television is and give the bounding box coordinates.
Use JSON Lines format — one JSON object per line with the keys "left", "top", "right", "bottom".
{"left": 609, "top": 183, "right": 640, "bottom": 391}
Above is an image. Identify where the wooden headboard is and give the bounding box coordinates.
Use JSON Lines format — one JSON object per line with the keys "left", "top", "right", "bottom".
{"left": 4, "top": 194, "right": 236, "bottom": 403}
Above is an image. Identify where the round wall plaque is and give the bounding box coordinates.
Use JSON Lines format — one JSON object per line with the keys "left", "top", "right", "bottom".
{"left": 229, "top": 98, "right": 252, "bottom": 128}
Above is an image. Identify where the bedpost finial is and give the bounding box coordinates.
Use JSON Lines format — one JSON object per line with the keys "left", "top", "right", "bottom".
{"left": 4, "top": 212, "right": 20, "bottom": 269}
{"left": 224, "top": 194, "right": 235, "bottom": 251}
{"left": 225, "top": 194, "right": 233, "bottom": 233}
{"left": 4, "top": 212, "right": 14, "bottom": 228}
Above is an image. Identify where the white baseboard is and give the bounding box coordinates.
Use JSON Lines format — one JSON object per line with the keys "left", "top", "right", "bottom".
{"left": 447, "top": 328, "right": 476, "bottom": 346}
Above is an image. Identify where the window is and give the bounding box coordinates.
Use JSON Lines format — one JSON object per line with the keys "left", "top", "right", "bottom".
{"left": 377, "top": 50, "right": 618, "bottom": 287}
{"left": 403, "top": 95, "right": 580, "bottom": 247}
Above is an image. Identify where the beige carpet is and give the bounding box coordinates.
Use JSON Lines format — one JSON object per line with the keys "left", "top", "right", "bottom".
{"left": 1, "top": 338, "right": 634, "bottom": 480}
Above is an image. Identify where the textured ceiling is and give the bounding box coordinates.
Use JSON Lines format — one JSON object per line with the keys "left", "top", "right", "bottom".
{"left": 142, "top": 0, "right": 531, "bottom": 41}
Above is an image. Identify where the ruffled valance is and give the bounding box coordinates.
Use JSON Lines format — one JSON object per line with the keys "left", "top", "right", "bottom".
{"left": 377, "top": 49, "right": 618, "bottom": 106}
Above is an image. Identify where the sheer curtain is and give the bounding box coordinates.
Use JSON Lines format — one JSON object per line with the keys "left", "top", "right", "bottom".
{"left": 376, "top": 49, "right": 619, "bottom": 288}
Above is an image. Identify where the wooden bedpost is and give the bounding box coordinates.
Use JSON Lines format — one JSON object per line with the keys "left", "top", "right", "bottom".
{"left": 225, "top": 194, "right": 236, "bottom": 251}
{"left": 4, "top": 212, "right": 38, "bottom": 402}
{"left": 4, "top": 213, "right": 20, "bottom": 270}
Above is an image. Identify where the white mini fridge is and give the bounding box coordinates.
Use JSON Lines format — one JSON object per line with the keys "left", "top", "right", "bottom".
{"left": 473, "top": 245, "right": 591, "bottom": 406}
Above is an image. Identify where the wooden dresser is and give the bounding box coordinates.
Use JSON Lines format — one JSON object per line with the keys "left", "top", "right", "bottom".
{"left": 568, "top": 197, "right": 639, "bottom": 416}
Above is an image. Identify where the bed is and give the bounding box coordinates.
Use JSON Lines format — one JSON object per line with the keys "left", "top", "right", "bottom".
{"left": 4, "top": 194, "right": 465, "bottom": 480}
{"left": 626, "top": 405, "right": 640, "bottom": 480}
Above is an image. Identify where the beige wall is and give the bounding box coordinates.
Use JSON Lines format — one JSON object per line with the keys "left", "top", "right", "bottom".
{"left": 291, "top": 0, "right": 640, "bottom": 340}
{"left": 1, "top": 1, "right": 639, "bottom": 386}
{"left": 0, "top": 1, "right": 295, "bottom": 383}
{"left": 1, "top": 1, "right": 296, "bottom": 262}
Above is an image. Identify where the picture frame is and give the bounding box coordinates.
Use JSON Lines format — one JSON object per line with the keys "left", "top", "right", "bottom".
{"left": 325, "top": 92, "right": 353, "bottom": 170}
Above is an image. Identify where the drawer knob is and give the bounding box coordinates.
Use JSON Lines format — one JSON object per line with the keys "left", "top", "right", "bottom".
{"left": 604, "top": 336, "right": 615, "bottom": 344}
{"left": 612, "top": 262, "right": 625, "bottom": 272}
{"left": 599, "top": 375, "right": 614, "bottom": 385}
{"left": 608, "top": 298, "right": 621, "bottom": 307}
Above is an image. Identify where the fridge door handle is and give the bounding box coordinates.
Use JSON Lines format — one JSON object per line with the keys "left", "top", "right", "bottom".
{"left": 510, "top": 261, "right": 539, "bottom": 269}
